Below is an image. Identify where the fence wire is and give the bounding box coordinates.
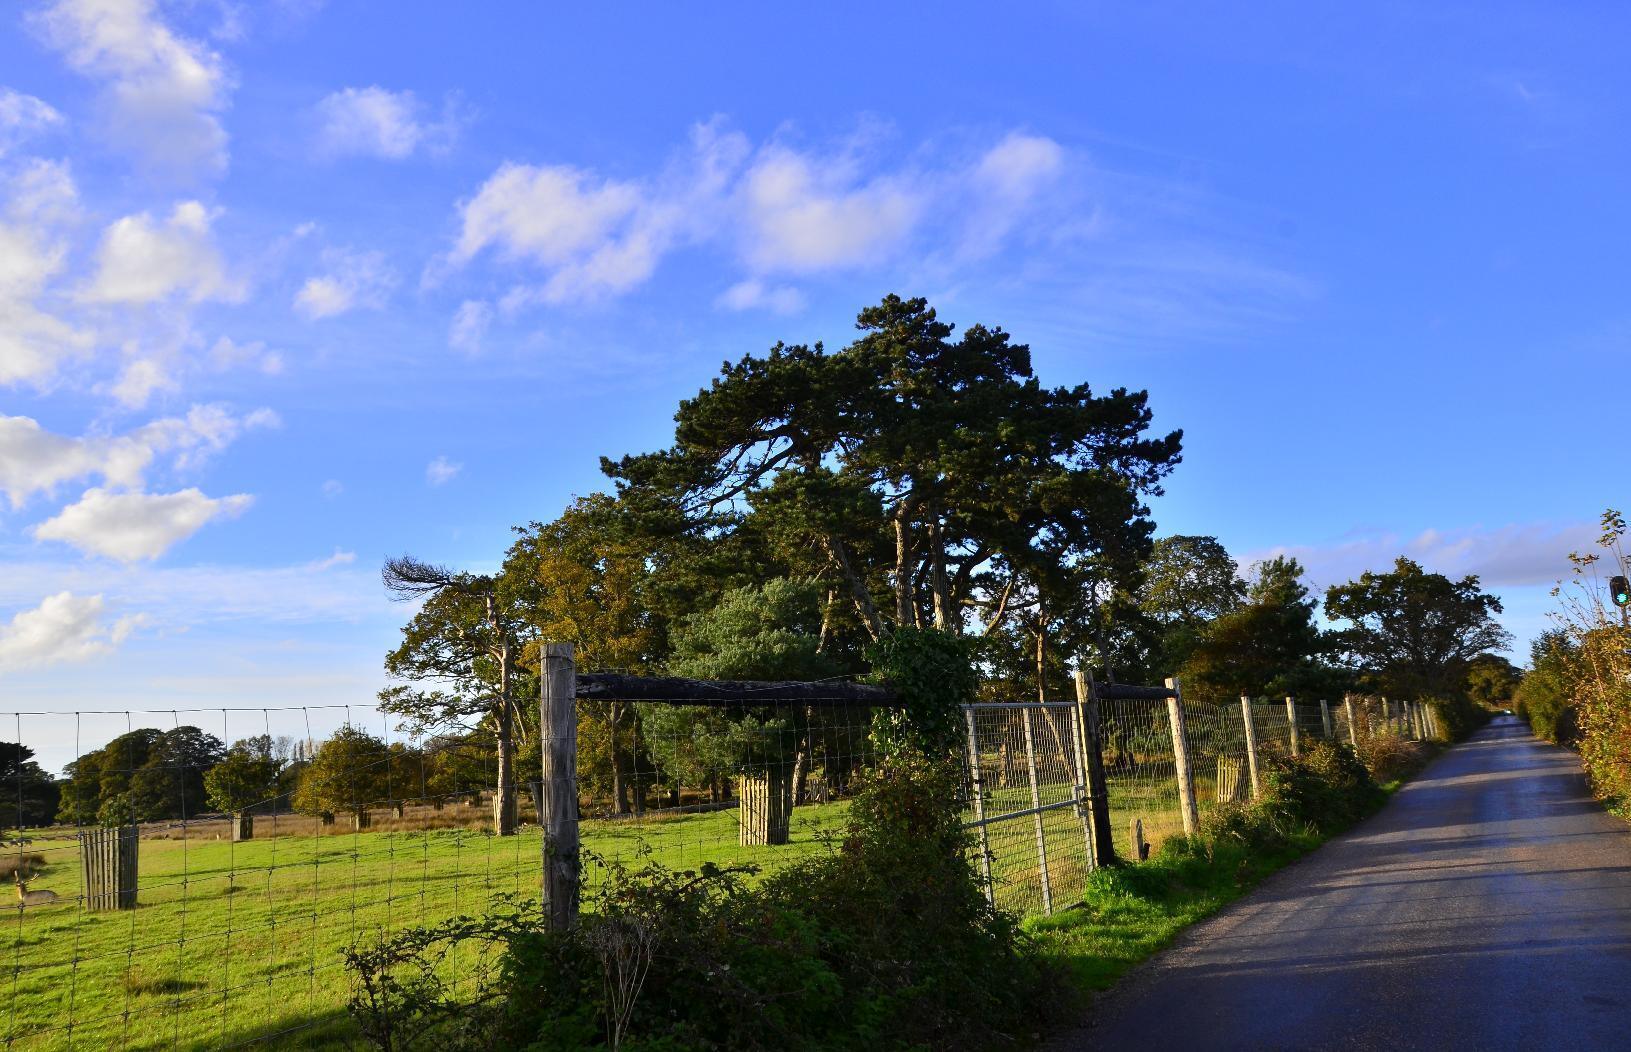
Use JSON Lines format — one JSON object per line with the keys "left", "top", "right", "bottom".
{"left": 4, "top": 689, "right": 1431, "bottom": 1048}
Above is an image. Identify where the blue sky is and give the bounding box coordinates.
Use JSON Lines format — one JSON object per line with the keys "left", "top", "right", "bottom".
{"left": 0, "top": 2, "right": 1621, "bottom": 772}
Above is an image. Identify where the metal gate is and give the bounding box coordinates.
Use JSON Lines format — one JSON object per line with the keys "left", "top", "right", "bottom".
{"left": 961, "top": 701, "right": 1096, "bottom": 916}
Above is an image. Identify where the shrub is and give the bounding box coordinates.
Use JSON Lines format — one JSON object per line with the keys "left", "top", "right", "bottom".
{"left": 1422, "top": 694, "right": 1489, "bottom": 741}
{"left": 1260, "top": 740, "right": 1383, "bottom": 835}
{"left": 345, "top": 752, "right": 1059, "bottom": 1051}
{"left": 1356, "top": 733, "right": 1426, "bottom": 784}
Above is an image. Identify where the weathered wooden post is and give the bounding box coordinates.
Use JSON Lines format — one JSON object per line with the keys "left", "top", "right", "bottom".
{"left": 1286, "top": 696, "right": 1300, "bottom": 757}
{"left": 1239, "top": 695, "right": 1261, "bottom": 799}
{"left": 1319, "top": 699, "right": 1333, "bottom": 739}
{"left": 1344, "top": 695, "right": 1359, "bottom": 748}
{"left": 540, "top": 641, "right": 580, "bottom": 931}
{"left": 1165, "top": 678, "right": 1199, "bottom": 838}
{"left": 231, "top": 814, "right": 253, "bottom": 842}
{"left": 1020, "top": 708, "right": 1053, "bottom": 914}
{"left": 1075, "top": 670, "right": 1117, "bottom": 867}
{"left": 964, "top": 708, "right": 995, "bottom": 903}
{"left": 80, "top": 825, "right": 138, "bottom": 911}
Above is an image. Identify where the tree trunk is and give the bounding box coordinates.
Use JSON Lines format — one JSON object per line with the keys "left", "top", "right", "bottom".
{"left": 611, "top": 700, "right": 629, "bottom": 815}
{"left": 893, "top": 498, "right": 918, "bottom": 626}
{"left": 928, "top": 515, "right": 953, "bottom": 630}
{"left": 490, "top": 598, "right": 519, "bottom": 837}
{"left": 1034, "top": 612, "right": 1049, "bottom": 704}
{"left": 826, "top": 535, "right": 883, "bottom": 639}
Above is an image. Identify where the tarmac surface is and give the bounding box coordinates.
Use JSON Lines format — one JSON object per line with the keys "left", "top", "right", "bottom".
{"left": 1053, "top": 715, "right": 1631, "bottom": 1051}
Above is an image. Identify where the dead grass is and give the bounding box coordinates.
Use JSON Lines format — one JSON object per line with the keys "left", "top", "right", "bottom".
{"left": 1358, "top": 733, "right": 1427, "bottom": 783}
{"left": 0, "top": 851, "right": 47, "bottom": 881}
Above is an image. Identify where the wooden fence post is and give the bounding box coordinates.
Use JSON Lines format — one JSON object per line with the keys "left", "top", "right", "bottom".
{"left": 80, "top": 825, "right": 138, "bottom": 911}
{"left": 1344, "top": 695, "right": 1359, "bottom": 748}
{"left": 540, "top": 642, "right": 579, "bottom": 931}
{"left": 1020, "top": 708, "right": 1054, "bottom": 915}
{"left": 1286, "top": 696, "right": 1300, "bottom": 757}
{"left": 1076, "top": 670, "right": 1117, "bottom": 867}
{"left": 964, "top": 708, "right": 995, "bottom": 904}
{"left": 1239, "top": 695, "right": 1261, "bottom": 800}
{"left": 1165, "top": 677, "right": 1199, "bottom": 838}
{"left": 1319, "top": 699, "right": 1333, "bottom": 739}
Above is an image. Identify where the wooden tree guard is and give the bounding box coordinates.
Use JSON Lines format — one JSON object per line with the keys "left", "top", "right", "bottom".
{"left": 738, "top": 765, "right": 794, "bottom": 846}
{"left": 352, "top": 811, "right": 370, "bottom": 831}
{"left": 1216, "top": 757, "right": 1245, "bottom": 803}
{"left": 540, "top": 641, "right": 580, "bottom": 932}
{"left": 231, "top": 814, "right": 253, "bottom": 842}
{"left": 1165, "top": 678, "right": 1199, "bottom": 838}
{"left": 1239, "top": 695, "right": 1261, "bottom": 800}
{"left": 80, "top": 825, "right": 138, "bottom": 911}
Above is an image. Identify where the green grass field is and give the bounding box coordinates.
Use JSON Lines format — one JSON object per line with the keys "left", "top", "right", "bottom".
{"left": 3, "top": 804, "right": 851, "bottom": 1051}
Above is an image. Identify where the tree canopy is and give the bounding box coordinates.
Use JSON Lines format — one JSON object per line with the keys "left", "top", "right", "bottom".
{"left": 1325, "top": 557, "right": 1511, "bottom": 698}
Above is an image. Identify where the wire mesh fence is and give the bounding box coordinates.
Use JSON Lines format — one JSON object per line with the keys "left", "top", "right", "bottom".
{"left": 3, "top": 684, "right": 1433, "bottom": 1048}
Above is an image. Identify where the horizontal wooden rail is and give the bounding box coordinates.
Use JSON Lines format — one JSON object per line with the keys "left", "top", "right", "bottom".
{"left": 575, "top": 673, "right": 899, "bottom": 707}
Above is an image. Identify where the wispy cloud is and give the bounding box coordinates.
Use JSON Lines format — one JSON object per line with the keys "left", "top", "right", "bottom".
{"left": 1239, "top": 520, "right": 1600, "bottom": 594}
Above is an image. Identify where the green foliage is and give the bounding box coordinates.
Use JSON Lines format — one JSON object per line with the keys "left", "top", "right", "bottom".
{"left": 293, "top": 725, "right": 391, "bottom": 820}
{"left": 667, "top": 578, "right": 839, "bottom": 682}
{"left": 865, "top": 627, "right": 979, "bottom": 759}
{"left": 0, "top": 742, "right": 58, "bottom": 829}
{"left": 56, "top": 727, "right": 223, "bottom": 826}
{"left": 1325, "top": 557, "right": 1511, "bottom": 698}
{"left": 1259, "top": 739, "right": 1384, "bottom": 835}
{"left": 1517, "top": 630, "right": 1581, "bottom": 745}
{"left": 1464, "top": 653, "right": 1521, "bottom": 709}
{"left": 204, "top": 736, "right": 284, "bottom": 816}
{"left": 1178, "top": 557, "right": 1331, "bottom": 703}
{"left": 344, "top": 753, "right": 1060, "bottom": 1051}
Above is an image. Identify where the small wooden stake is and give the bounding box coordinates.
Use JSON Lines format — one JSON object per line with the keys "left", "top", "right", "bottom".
{"left": 1286, "top": 696, "right": 1300, "bottom": 757}
{"left": 1319, "top": 699, "right": 1333, "bottom": 739}
{"left": 1344, "top": 695, "right": 1359, "bottom": 748}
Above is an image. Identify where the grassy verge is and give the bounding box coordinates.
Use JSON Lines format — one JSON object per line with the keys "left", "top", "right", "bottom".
{"left": 1026, "top": 742, "right": 1439, "bottom": 1001}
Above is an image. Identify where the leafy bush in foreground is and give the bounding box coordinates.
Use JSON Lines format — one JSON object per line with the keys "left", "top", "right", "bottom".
{"left": 1260, "top": 739, "right": 1384, "bottom": 835}
{"left": 345, "top": 753, "right": 1059, "bottom": 1051}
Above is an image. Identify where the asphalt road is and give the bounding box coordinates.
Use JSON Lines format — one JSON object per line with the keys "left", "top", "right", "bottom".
{"left": 1053, "top": 715, "right": 1631, "bottom": 1051}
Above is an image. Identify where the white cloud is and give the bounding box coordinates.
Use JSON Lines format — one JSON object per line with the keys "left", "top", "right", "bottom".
{"left": 441, "top": 122, "right": 1071, "bottom": 306}
{"left": 448, "top": 299, "right": 491, "bottom": 353}
{"left": 209, "top": 335, "right": 284, "bottom": 375}
{"left": 0, "top": 159, "right": 90, "bottom": 385}
{"left": 313, "top": 85, "right": 462, "bottom": 160}
{"left": 0, "top": 403, "right": 277, "bottom": 508}
{"left": 321, "top": 478, "right": 343, "bottom": 498}
{"left": 294, "top": 248, "right": 396, "bottom": 319}
{"left": 960, "top": 132, "right": 1066, "bottom": 258}
{"left": 0, "top": 88, "right": 63, "bottom": 155}
{"left": 309, "top": 548, "right": 355, "bottom": 570}
{"left": 716, "top": 279, "right": 805, "bottom": 314}
{"left": 450, "top": 162, "right": 643, "bottom": 268}
{"left": 34, "top": 486, "right": 254, "bottom": 561}
{"left": 442, "top": 121, "right": 749, "bottom": 305}
{"left": 109, "top": 355, "right": 175, "bottom": 407}
{"left": 31, "top": 0, "right": 232, "bottom": 179}
{"left": 0, "top": 591, "right": 146, "bottom": 671}
{"left": 82, "top": 200, "right": 240, "bottom": 304}
{"left": 1239, "top": 520, "right": 1602, "bottom": 594}
{"left": 737, "top": 143, "right": 924, "bottom": 273}
{"left": 425, "top": 455, "right": 460, "bottom": 486}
